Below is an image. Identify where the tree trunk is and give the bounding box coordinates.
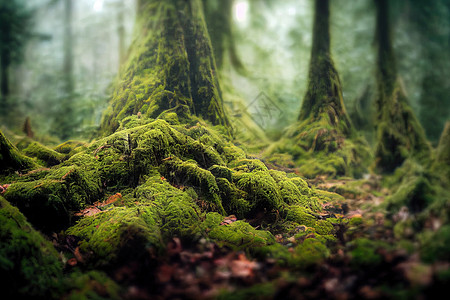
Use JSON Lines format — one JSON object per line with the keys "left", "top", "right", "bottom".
{"left": 53, "top": 0, "right": 75, "bottom": 140}
{"left": 0, "top": 49, "right": 10, "bottom": 102}
{"left": 116, "top": 0, "right": 126, "bottom": 65}
{"left": 373, "top": 0, "right": 430, "bottom": 173}
{"left": 297, "top": 0, "right": 351, "bottom": 133}
{"left": 202, "top": 0, "right": 244, "bottom": 72}
{"left": 100, "top": 0, "right": 231, "bottom": 134}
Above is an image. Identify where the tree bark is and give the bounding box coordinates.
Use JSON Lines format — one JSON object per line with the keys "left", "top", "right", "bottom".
{"left": 0, "top": 48, "right": 10, "bottom": 101}
{"left": 373, "top": 0, "right": 430, "bottom": 173}
{"left": 298, "top": 0, "right": 351, "bottom": 133}
{"left": 101, "top": 0, "right": 230, "bottom": 134}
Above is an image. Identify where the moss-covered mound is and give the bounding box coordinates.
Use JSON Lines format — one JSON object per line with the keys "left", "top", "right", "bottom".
{"left": 0, "top": 130, "right": 37, "bottom": 174}
{"left": 1, "top": 115, "right": 341, "bottom": 274}
{"left": 0, "top": 196, "right": 63, "bottom": 299}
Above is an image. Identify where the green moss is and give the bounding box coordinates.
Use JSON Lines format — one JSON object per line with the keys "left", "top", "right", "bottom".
{"left": 62, "top": 271, "right": 121, "bottom": 300}
{"left": 66, "top": 205, "right": 162, "bottom": 267}
{"left": 23, "top": 141, "right": 66, "bottom": 167}
{"left": 0, "top": 130, "right": 38, "bottom": 174}
{"left": 159, "top": 157, "right": 225, "bottom": 214}
{"left": 349, "top": 238, "right": 387, "bottom": 268}
{"left": 100, "top": 0, "right": 230, "bottom": 135}
{"left": 420, "top": 225, "right": 450, "bottom": 263}
{"left": 4, "top": 156, "right": 102, "bottom": 230}
{"left": 216, "top": 177, "right": 250, "bottom": 219}
{"left": 294, "top": 238, "right": 330, "bottom": 268}
{"left": 284, "top": 205, "right": 317, "bottom": 227}
{"left": 234, "top": 170, "right": 282, "bottom": 213}
{"left": 135, "top": 174, "right": 201, "bottom": 239}
{"left": 200, "top": 212, "right": 275, "bottom": 250}
{"left": 54, "top": 140, "right": 87, "bottom": 157}
{"left": 0, "top": 196, "right": 63, "bottom": 299}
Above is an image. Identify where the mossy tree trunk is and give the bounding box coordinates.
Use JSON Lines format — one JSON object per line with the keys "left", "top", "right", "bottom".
{"left": 298, "top": 0, "right": 351, "bottom": 134}
{"left": 100, "top": 0, "right": 230, "bottom": 134}
{"left": 373, "top": 0, "right": 430, "bottom": 173}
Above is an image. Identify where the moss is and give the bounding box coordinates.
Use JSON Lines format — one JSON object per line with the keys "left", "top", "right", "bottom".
{"left": 349, "top": 238, "right": 387, "bottom": 268}
{"left": 23, "top": 141, "right": 66, "bottom": 167}
{"left": 314, "top": 219, "right": 334, "bottom": 235}
{"left": 284, "top": 205, "right": 317, "bottom": 227}
{"left": 4, "top": 156, "right": 102, "bottom": 230}
{"left": 62, "top": 271, "right": 121, "bottom": 300}
{"left": 100, "top": 0, "right": 231, "bottom": 135}
{"left": 159, "top": 156, "right": 225, "bottom": 214}
{"left": 54, "top": 140, "right": 87, "bottom": 156}
{"left": 209, "top": 165, "right": 233, "bottom": 182}
{"left": 420, "top": 225, "right": 450, "bottom": 263}
{"left": 200, "top": 212, "right": 275, "bottom": 250}
{"left": 135, "top": 174, "right": 201, "bottom": 239}
{"left": 294, "top": 238, "right": 330, "bottom": 268}
{"left": 216, "top": 177, "right": 250, "bottom": 219}
{"left": 233, "top": 170, "right": 282, "bottom": 213}
{"left": 231, "top": 159, "right": 268, "bottom": 172}
{"left": 66, "top": 205, "right": 162, "bottom": 268}
{"left": 0, "top": 196, "right": 63, "bottom": 299}
{"left": 0, "top": 130, "right": 37, "bottom": 174}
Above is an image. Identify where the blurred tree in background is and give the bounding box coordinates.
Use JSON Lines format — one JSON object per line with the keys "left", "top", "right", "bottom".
{"left": 0, "top": 0, "right": 31, "bottom": 108}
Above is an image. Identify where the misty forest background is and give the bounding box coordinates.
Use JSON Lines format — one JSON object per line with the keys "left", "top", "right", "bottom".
{"left": 1, "top": 0, "right": 449, "bottom": 146}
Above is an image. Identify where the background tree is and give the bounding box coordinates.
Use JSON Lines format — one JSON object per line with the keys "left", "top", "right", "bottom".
{"left": 52, "top": 0, "right": 75, "bottom": 140}
{"left": 264, "top": 0, "right": 371, "bottom": 178}
{"left": 404, "top": 0, "right": 450, "bottom": 144}
{"left": 100, "top": 0, "right": 230, "bottom": 134}
{"left": 373, "top": 0, "right": 430, "bottom": 173}
{"left": 202, "top": 0, "right": 244, "bottom": 72}
{"left": 0, "top": 0, "right": 31, "bottom": 108}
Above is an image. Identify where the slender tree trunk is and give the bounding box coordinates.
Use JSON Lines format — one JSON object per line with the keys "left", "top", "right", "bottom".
{"left": 298, "top": 0, "right": 351, "bottom": 132}
{"left": 53, "top": 0, "right": 75, "bottom": 140}
{"left": 373, "top": 0, "right": 430, "bottom": 173}
{"left": 116, "top": 0, "right": 126, "bottom": 65}
{"left": 0, "top": 49, "right": 10, "bottom": 101}
{"left": 101, "top": 0, "right": 230, "bottom": 134}
{"left": 63, "top": 0, "right": 74, "bottom": 99}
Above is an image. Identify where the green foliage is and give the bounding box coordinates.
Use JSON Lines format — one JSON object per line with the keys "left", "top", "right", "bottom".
{"left": 0, "top": 196, "right": 62, "bottom": 299}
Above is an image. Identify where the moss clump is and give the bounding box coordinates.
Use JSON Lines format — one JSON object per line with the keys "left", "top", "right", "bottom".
{"left": 234, "top": 170, "right": 282, "bottom": 214}
{"left": 420, "top": 225, "right": 450, "bottom": 263}
{"left": 135, "top": 174, "right": 200, "bottom": 239}
{"left": 0, "top": 196, "right": 63, "bottom": 299}
{"left": 159, "top": 157, "right": 225, "bottom": 214}
{"left": 23, "top": 141, "right": 66, "bottom": 166}
{"left": 66, "top": 206, "right": 162, "bottom": 268}
{"left": 62, "top": 271, "right": 121, "bottom": 300}
{"left": 4, "top": 156, "right": 102, "bottom": 230}
{"left": 0, "top": 130, "right": 37, "bottom": 174}
{"left": 200, "top": 212, "right": 275, "bottom": 250}
{"left": 54, "top": 140, "right": 87, "bottom": 157}
{"left": 349, "top": 238, "right": 387, "bottom": 268}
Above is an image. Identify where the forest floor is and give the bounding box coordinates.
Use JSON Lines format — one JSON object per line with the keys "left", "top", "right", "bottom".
{"left": 52, "top": 173, "right": 438, "bottom": 300}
